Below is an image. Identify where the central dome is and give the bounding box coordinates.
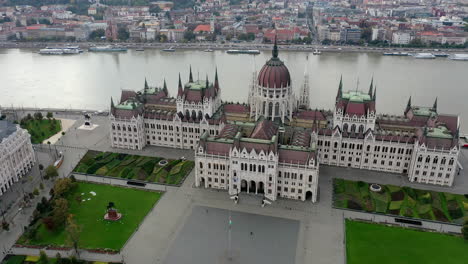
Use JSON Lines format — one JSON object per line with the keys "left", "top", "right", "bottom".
{"left": 257, "top": 41, "right": 291, "bottom": 89}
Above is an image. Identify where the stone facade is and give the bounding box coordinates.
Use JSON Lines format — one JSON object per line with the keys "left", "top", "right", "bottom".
{"left": 0, "top": 121, "right": 35, "bottom": 196}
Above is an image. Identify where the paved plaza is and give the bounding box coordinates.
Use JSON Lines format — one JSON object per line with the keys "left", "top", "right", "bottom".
{"left": 1, "top": 112, "right": 468, "bottom": 263}
{"left": 164, "top": 205, "right": 300, "bottom": 264}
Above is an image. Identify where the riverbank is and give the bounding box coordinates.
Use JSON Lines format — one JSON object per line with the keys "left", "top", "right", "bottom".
{"left": 1, "top": 41, "right": 467, "bottom": 54}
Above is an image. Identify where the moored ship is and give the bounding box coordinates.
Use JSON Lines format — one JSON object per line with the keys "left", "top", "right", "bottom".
{"left": 39, "top": 46, "right": 83, "bottom": 55}
{"left": 88, "top": 45, "right": 127, "bottom": 52}
{"left": 226, "top": 49, "right": 260, "bottom": 54}
{"left": 448, "top": 54, "right": 468, "bottom": 61}
{"left": 412, "top": 53, "right": 436, "bottom": 59}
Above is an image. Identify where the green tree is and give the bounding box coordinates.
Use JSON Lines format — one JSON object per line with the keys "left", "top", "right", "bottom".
{"left": 38, "top": 250, "right": 49, "bottom": 264}
{"left": 462, "top": 219, "right": 468, "bottom": 240}
{"left": 183, "top": 31, "right": 196, "bottom": 41}
{"left": 55, "top": 253, "right": 63, "bottom": 264}
{"left": 51, "top": 198, "right": 69, "bottom": 227}
{"left": 38, "top": 18, "right": 51, "bottom": 25}
{"left": 117, "top": 27, "right": 129, "bottom": 41}
{"left": 149, "top": 5, "right": 161, "bottom": 13}
{"left": 45, "top": 165, "right": 58, "bottom": 179}
{"left": 26, "top": 18, "right": 37, "bottom": 26}
{"left": 34, "top": 112, "right": 43, "bottom": 120}
{"left": 46, "top": 112, "right": 53, "bottom": 119}
{"left": 33, "top": 188, "right": 39, "bottom": 196}
{"left": 89, "top": 29, "right": 105, "bottom": 40}
{"left": 53, "top": 178, "right": 76, "bottom": 197}
{"left": 66, "top": 214, "right": 82, "bottom": 256}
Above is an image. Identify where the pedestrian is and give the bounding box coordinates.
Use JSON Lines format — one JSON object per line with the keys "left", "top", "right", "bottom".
{"left": 250, "top": 231, "right": 253, "bottom": 236}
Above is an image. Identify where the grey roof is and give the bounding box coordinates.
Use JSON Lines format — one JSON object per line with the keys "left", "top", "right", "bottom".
{"left": 0, "top": 121, "right": 18, "bottom": 142}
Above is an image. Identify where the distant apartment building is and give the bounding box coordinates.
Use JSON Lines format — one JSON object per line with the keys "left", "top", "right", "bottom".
{"left": 371, "top": 28, "right": 386, "bottom": 41}
{"left": 340, "top": 27, "right": 362, "bottom": 43}
{"left": 392, "top": 31, "right": 412, "bottom": 45}
{"left": 0, "top": 121, "right": 35, "bottom": 196}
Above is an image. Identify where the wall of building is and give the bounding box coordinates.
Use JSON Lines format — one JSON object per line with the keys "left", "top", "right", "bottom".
{"left": 0, "top": 127, "right": 35, "bottom": 196}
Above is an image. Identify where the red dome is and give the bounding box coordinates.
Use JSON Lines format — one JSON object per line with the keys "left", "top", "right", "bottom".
{"left": 258, "top": 59, "right": 291, "bottom": 89}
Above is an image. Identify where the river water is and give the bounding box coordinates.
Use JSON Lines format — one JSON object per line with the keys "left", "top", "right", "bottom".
{"left": 0, "top": 48, "right": 467, "bottom": 129}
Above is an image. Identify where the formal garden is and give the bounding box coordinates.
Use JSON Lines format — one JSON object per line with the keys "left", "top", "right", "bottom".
{"left": 19, "top": 112, "right": 61, "bottom": 144}
{"left": 346, "top": 220, "right": 468, "bottom": 264}
{"left": 73, "top": 151, "right": 194, "bottom": 185}
{"left": 16, "top": 180, "right": 161, "bottom": 251}
{"left": 2, "top": 253, "right": 121, "bottom": 264}
{"left": 334, "top": 179, "right": 468, "bottom": 224}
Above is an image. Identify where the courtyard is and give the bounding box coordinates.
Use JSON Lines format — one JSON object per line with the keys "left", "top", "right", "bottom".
{"left": 17, "top": 182, "right": 161, "bottom": 251}
{"left": 346, "top": 220, "right": 468, "bottom": 264}
{"left": 73, "top": 151, "right": 194, "bottom": 185}
{"left": 164, "top": 206, "right": 300, "bottom": 264}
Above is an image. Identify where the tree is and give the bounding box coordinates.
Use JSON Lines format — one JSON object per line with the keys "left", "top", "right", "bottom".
{"left": 53, "top": 178, "right": 76, "bottom": 197}
{"left": 33, "top": 188, "right": 39, "bottom": 196}
{"left": 149, "top": 5, "right": 161, "bottom": 14}
{"left": 38, "top": 250, "right": 49, "bottom": 264}
{"left": 89, "top": 29, "right": 105, "bottom": 40}
{"left": 52, "top": 198, "right": 69, "bottom": 228}
{"left": 183, "top": 31, "right": 196, "bottom": 41}
{"left": 55, "top": 253, "right": 63, "bottom": 264}
{"left": 361, "top": 27, "right": 372, "bottom": 42}
{"left": 66, "top": 214, "right": 82, "bottom": 256}
{"left": 34, "top": 112, "right": 43, "bottom": 120}
{"left": 117, "top": 27, "right": 129, "bottom": 41}
{"left": 1, "top": 221, "right": 9, "bottom": 231}
{"left": 462, "top": 219, "right": 468, "bottom": 240}
{"left": 46, "top": 112, "right": 53, "bottom": 119}
{"left": 45, "top": 165, "right": 58, "bottom": 180}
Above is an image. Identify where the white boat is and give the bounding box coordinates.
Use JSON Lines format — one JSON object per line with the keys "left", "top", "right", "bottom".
{"left": 89, "top": 45, "right": 127, "bottom": 52}
{"left": 448, "top": 54, "right": 468, "bottom": 61}
{"left": 39, "top": 48, "right": 64, "bottom": 55}
{"left": 163, "top": 46, "right": 175, "bottom": 52}
{"left": 204, "top": 48, "right": 214, "bottom": 52}
{"left": 412, "top": 53, "right": 435, "bottom": 59}
{"left": 39, "top": 46, "right": 83, "bottom": 55}
{"left": 313, "top": 49, "right": 321, "bottom": 55}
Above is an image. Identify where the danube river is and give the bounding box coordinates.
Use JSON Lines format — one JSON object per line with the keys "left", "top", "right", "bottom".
{"left": 0, "top": 48, "right": 467, "bottom": 129}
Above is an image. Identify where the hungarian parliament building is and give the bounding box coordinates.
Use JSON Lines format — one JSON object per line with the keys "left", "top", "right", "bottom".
{"left": 109, "top": 42, "right": 461, "bottom": 203}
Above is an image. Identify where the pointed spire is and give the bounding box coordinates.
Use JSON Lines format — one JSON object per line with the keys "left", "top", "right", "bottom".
{"left": 373, "top": 86, "right": 377, "bottom": 101}
{"left": 214, "top": 67, "right": 219, "bottom": 91}
{"left": 272, "top": 35, "right": 278, "bottom": 59}
{"left": 111, "top": 97, "right": 115, "bottom": 109}
{"left": 433, "top": 97, "right": 438, "bottom": 111}
{"left": 368, "top": 76, "right": 373, "bottom": 97}
{"left": 177, "top": 73, "right": 183, "bottom": 96}
{"left": 336, "top": 75, "right": 343, "bottom": 100}
{"left": 189, "top": 65, "right": 193, "bottom": 83}
{"left": 163, "top": 78, "right": 168, "bottom": 94}
{"left": 406, "top": 96, "right": 412, "bottom": 110}
{"left": 144, "top": 78, "right": 149, "bottom": 90}
{"left": 205, "top": 74, "right": 209, "bottom": 88}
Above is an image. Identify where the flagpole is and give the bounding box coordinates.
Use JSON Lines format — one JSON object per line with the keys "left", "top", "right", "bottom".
{"left": 228, "top": 210, "right": 232, "bottom": 260}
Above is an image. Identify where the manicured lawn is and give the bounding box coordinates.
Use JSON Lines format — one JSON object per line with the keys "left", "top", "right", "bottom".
{"left": 20, "top": 118, "right": 61, "bottom": 144}
{"left": 333, "top": 179, "right": 468, "bottom": 223}
{"left": 74, "top": 151, "right": 194, "bottom": 185}
{"left": 346, "top": 220, "right": 468, "bottom": 264}
{"left": 17, "top": 182, "right": 161, "bottom": 250}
